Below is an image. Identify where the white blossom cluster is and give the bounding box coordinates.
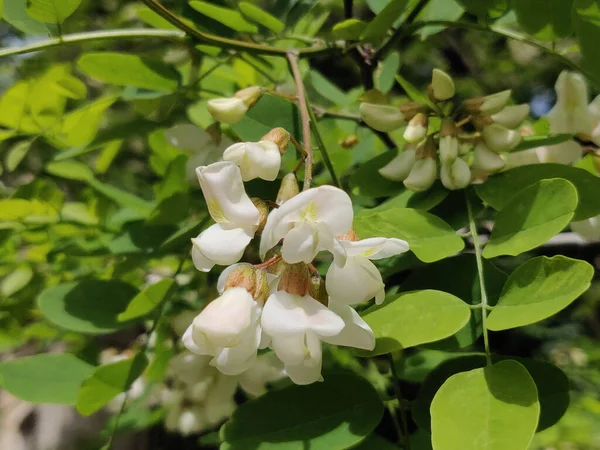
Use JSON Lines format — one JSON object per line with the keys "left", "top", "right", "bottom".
{"left": 360, "top": 68, "right": 530, "bottom": 191}
{"left": 183, "top": 123, "right": 409, "bottom": 385}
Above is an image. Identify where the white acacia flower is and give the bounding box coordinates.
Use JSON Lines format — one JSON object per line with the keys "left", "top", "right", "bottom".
{"left": 482, "top": 123, "right": 521, "bottom": 153}
{"left": 491, "top": 104, "right": 530, "bottom": 129}
{"left": 431, "top": 68, "right": 455, "bottom": 101}
{"left": 261, "top": 290, "right": 345, "bottom": 385}
{"left": 192, "top": 161, "right": 260, "bottom": 272}
{"left": 404, "top": 157, "right": 437, "bottom": 192}
{"left": 260, "top": 186, "right": 353, "bottom": 265}
{"left": 571, "top": 215, "right": 600, "bottom": 241}
{"left": 506, "top": 140, "right": 584, "bottom": 167}
{"left": 359, "top": 103, "right": 405, "bottom": 132}
{"left": 472, "top": 142, "right": 505, "bottom": 172}
{"left": 440, "top": 158, "right": 471, "bottom": 190}
{"left": 183, "top": 287, "right": 263, "bottom": 375}
{"left": 238, "top": 353, "right": 286, "bottom": 397}
{"left": 378, "top": 148, "right": 416, "bottom": 182}
{"left": 324, "top": 303, "right": 376, "bottom": 351}
{"left": 223, "top": 141, "right": 281, "bottom": 181}
{"left": 326, "top": 237, "right": 409, "bottom": 306}
{"left": 207, "top": 86, "right": 262, "bottom": 124}
{"left": 547, "top": 71, "right": 592, "bottom": 135}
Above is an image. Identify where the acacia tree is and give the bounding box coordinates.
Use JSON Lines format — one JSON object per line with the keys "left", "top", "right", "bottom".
{"left": 1, "top": 0, "right": 600, "bottom": 449}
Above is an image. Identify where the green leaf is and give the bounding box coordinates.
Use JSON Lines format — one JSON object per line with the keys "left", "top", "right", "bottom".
{"left": 361, "top": 0, "right": 408, "bottom": 44}
{"left": 0, "top": 198, "right": 59, "bottom": 224}
{"left": 415, "top": 0, "right": 465, "bottom": 38}
{"left": 78, "top": 53, "right": 180, "bottom": 92}
{"left": 431, "top": 360, "right": 539, "bottom": 450}
{"left": 5, "top": 140, "right": 31, "bottom": 172}
{"left": 513, "top": 0, "right": 573, "bottom": 40}
{"left": 0, "top": 353, "right": 93, "bottom": 404}
{"left": 221, "top": 373, "right": 383, "bottom": 449}
{"left": 26, "top": 0, "right": 82, "bottom": 22}
{"left": 3, "top": 0, "right": 50, "bottom": 34}
{"left": 352, "top": 434, "right": 398, "bottom": 449}
{"left": 573, "top": 0, "right": 600, "bottom": 85}
{"left": 53, "top": 76, "right": 88, "bottom": 99}
{"left": 359, "top": 290, "right": 471, "bottom": 356}
{"left": 456, "top": 0, "right": 508, "bottom": 19}
{"left": 483, "top": 179, "right": 578, "bottom": 258}
{"left": 61, "top": 202, "right": 99, "bottom": 225}
{"left": 354, "top": 208, "right": 465, "bottom": 263}
{"left": 76, "top": 353, "right": 148, "bottom": 416}
{"left": 38, "top": 280, "right": 139, "bottom": 334}
{"left": 52, "top": 96, "right": 116, "bottom": 147}
{"left": 414, "top": 355, "right": 568, "bottom": 433}
{"left": 332, "top": 18, "right": 367, "bottom": 40}
{"left": 239, "top": 2, "right": 284, "bottom": 33}
{"left": 376, "top": 51, "right": 401, "bottom": 94}
{"left": 0, "top": 266, "right": 33, "bottom": 297}
{"left": 486, "top": 255, "right": 593, "bottom": 330}
{"left": 118, "top": 279, "right": 174, "bottom": 322}
{"left": 396, "top": 349, "right": 464, "bottom": 383}
{"left": 400, "top": 254, "right": 508, "bottom": 349}
{"left": 395, "top": 74, "right": 434, "bottom": 108}
{"left": 190, "top": 1, "right": 258, "bottom": 33}
{"left": 371, "top": 183, "right": 448, "bottom": 212}
{"left": 512, "top": 134, "right": 573, "bottom": 152}
{"left": 476, "top": 163, "right": 600, "bottom": 221}
{"left": 349, "top": 152, "right": 405, "bottom": 198}
{"left": 45, "top": 160, "right": 94, "bottom": 182}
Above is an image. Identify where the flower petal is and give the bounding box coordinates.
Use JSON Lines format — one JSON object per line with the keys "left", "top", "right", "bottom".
{"left": 281, "top": 221, "right": 318, "bottom": 264}
{"left": 326, "top": 256, "right": 385, "bottom": 305}
{"left": 322, "top": 304, "right": 375, "bottom": 350}
{"left": 192, "top": 223, "right": 253, "bottom": 269}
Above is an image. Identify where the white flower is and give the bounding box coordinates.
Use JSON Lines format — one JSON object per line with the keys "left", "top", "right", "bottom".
{"left": 571, "top": 215, "right": 600, "bottom": 241}
{"left": 326, "top": 237, "right": 409, "bottom": 306}
{"left": 192, "top": 162, "right": 260, "bottom": 272}
{"left": 177, "top": 407, "right": 207, "bottom": 435}
{"left": 439, "top": 135, "right": 459, "bottom": 164}
{"left": 440, "top": 158, "right": 471, "bottom": 190}
{"left": 472, "top": 142, "right": 505, "bottom": 172}
{"left": 404, "top": 157, "right": 437, "bottom": 192}
{"left": 223, "top": 141, "right": 281, "bottom": 181}
{"left": 465, "top": 90, "right": 511, "bottom": 115}
{"left": 431, "top": 68, "right": 455, "bottom": 101}
{"left": 324, "top": 303, "right": 376, "bottom": 351}
{"left": 208, "top": 98, "right": 249, "bottom": 124}
{"left": 359, "top": 103, "right": 405, "bottom": 132}
{"left": 482, "top": 123, "right": 522, "bottom": 152}
{"left": 238, "top": 353, "right": 286, "bottom": 397}
{"left": 261, "top": 290, "right": 345, "bottom": 385}
{"left": 260, "top": 186, "right": 353, "bottom": 265}
{"left": 378, "top": 148, "right": 416, "bottom": 182}
{"left": 183, "top": 287, "right": 263, "bottom": 375}
{"left": 547, "top": 71, "right": 592, "bottom": 135}
{"left": 404, "top": 113, "right": 428, "bottom": 143}
{"left": 491, "top": 104, "right": 530, "bottom": 129}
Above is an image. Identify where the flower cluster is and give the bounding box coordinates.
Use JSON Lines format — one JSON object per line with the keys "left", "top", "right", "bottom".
{"left": 184, "top": 128, "right": 409, "bottom": 385}
{"left": 360, "top": 68, "right": 530, "bottom": 191}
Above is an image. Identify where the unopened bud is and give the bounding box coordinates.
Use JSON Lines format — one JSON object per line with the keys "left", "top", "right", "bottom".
{"left": 359, "top": 102, "right": 405, "bottom": 132}
{"left": 308, "top": 275, "right": 328, "bottom": 306}
{"left": 464, "top": 90, "right": 512, "bottom": 115}
{"left": 207, "top": 97, "right": 248, "bottom": 124}
{"left": 403, "top": 157, "right": 437, "bottom": 192}
{"left": 234, "top": 86, "right": 263, "bottom": 107}
{"left": 439, "top": 118, "right": 458, "bottom": 163}
{"left": 482, "top": 123, "right": 522, "bottom": 152}
{"left": 378, "top": 148, "right": 417, "bottom": 181}
{"left": 440, "top": 158, "right": 471, "bottom": 190}
{"left": 404, "top": 113, "right": 428, "bottom": 143}
{"left": 262, "top": 127, "right": 290, "bottom": 154}
{"left": 430, "top": 68, "right": 455, "bottom": 101}
{"left": 276, "top": 173, "right": 300, "bottom": 205}
{"left": 399, "top": 102, "right": 423, "bottom": 121}
{"left": 471, "top": 115, "right": 494, "bottom": 130}
{"left": 223, "top": 265, "right": 270, "bottom": 303}
{"left": 472, "top": 142, "right": 506, "bottom": 172}
{"left": 251, "top": 198, "right": 270, "bottom": 233}
{"left": 491, "top": 104, "right": 530, "bottom": 129}
{"left": 277, "top": 263, "right": 311, "bottom": 296}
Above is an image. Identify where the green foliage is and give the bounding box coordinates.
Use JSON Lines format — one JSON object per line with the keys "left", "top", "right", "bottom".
{"left": 487, "top": 255, "right": 594, "bottom": 330}
{"left": 117, "top": 279, "right": 174, "bottom": 322}
{"left": 221, "top": 373, "right": 383, "bottom": 449}
{"left": 26, "top": 0, "right": 82, "bottom": 23}
{"left": 238, "top": 2, "right": 285, "bottom": 33}
{"left": 361, "top": 0, "right": 407, "bottom": 44}
{"left": 189, "top": 1, "right": 258, "bottom": 33}
{"left": 431, "top": 360, "right": 540, "bottom": 450}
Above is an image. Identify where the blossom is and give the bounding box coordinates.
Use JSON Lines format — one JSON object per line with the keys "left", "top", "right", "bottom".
{"left": 491, "top": 104, "right": 530, "bottom": 129}
{"left": 482, "top": 123, "right": 521, "bottom": 153}
{"left": 404, "top": 112, "right": 428, "bottom": 143}
{"left": 431, "top": 68, "right": 455, "bottom": 101}
{"left": 378, "top": 147, "right": 416, "bottom": 182}
{"left": 440, "top": 158, "right": 471, "bottom": 190}
{"left": 238, "top": 352, "right": 286, "bottom": 397}
{"left": 207, "top": 86, "right": 262, "bottom": 124}
{"left": 260, "top": 186, "right": 353, "bottom": 265}
{"left": 359, "top": 102, "right": 405, "bottom": 132}
{"left": 472, "top": 142, "right": 505, "bottom": 172}
{"left": 404, "top": 157, "right": 437, "bottom": 192}
{"left": 571, "top": 215, "right": 600, "bottom": 241}
{"left": 223, "top": 141, "right": 281, "bottom": 181}
{"left": 191, "top": 161, "right": 260, "bottom": 272}
{"left": 547, "top": 71, "right": 592, "bottom": 136}
{"left": 464, "top": 90, "right": 511, "bottom": 115}
{"left": 326, "top": 237, "right": 409, "bottom": 306}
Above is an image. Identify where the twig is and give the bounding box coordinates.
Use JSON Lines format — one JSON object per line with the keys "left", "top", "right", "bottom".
{"left": 374, "top": 0, "right": 430, "bottom": 59}
{"left": 306, "top": 102, "right": 341, "bottom": 187}
{"left": 254, "top": 255, "right": 282, "bottom": 269}
{"left": 287, "top": 51, "right": 313, "bottom": 190}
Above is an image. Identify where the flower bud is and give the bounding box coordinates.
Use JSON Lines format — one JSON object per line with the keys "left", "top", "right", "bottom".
{"left": 207, "top": 97, "right": 248, "bottom": 124}
{"left": 378, "top": 148, "right": 416, "bottom": 181}
{"left": 359, "top": 102, "right": 405, "bottom": 132}
{"left": 234, "top": 86, "right": 263, "bottom": 107}
{"left": 482, "top": 123, "right": 522, "bottom": 152}
{"left": 251, "top": 198, "right": 270, "bottom": 234}
{"left": 440, "top": 158, "right": 471, "bottom": 190}
{"left": 178, "top": 407, "right": 206, "bottom": 435}
{"left": 430, "top": 68, "right": 455, "bottom": 101}
{"left": 223, "top": 264, "right": 270, "bottom": 303}
{"left": 464, "top": 90, "right": 512, "bottom": 115}
{"left": 399, "top": 102, "right": 423, "bottom": 121}
{"left": 403, "top": 157, "right": 437, "bottom": 192}
{"left": 404, "top": 112, "right": 428, "bottom": 143}
{"left": 277, "top": 263, "right": 311, "bottom": 296}
{"left": 491, "top": 104, "right": 530, "bottom": 129}
{"left": 472, "top": 142, "right": 506, "bottom": 172}
{"left": 276, "top": 173, "right": 300, "bottom": 205}
{"left": 223, "top": 141, "right": 281, "bottom": 181}
{"left": 439, "top": 118, "right": 459, "bottom": 163}
{"left": 261, "top": 127, "right": 290, "bottom": 154}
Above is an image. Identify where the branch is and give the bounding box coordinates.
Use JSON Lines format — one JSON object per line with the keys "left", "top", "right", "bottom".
{"left": 0, "top": 29, "right": 186, "bottom": 59}
{"left": 139, "top": 0, "right": 342, "bottom": 58}
{"left": 307, "top": 102, "right": 341, "bottom": 188}
{"left": 375, "top": 0, "right": 429, "bottom": 60}
{"left": 287, "top": 51, "right": 313, "bottom": 190}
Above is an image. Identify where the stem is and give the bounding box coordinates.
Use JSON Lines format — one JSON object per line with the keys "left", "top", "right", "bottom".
{"left": 254, "top": 255, "right": 282, "bottom": 269}
{"left": 0, "top": 29, "right": 186, "bottom": 59}
{"left": 306, "top": 102, "right": 341, "bottom": 188}
{"left": 287, "top": 51, "right": 313, "bottom": 190}
{"left": 466, "top": 192, "right": 492, "bottom": 366}
{"left": 387, "top": 354, "right": 410, "bottom": 449}
{"left": 375, "top": 0, "right": 429, "bottom": 59}
{"left": 139, "top": 0, "right": 342, "bottom": 57}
